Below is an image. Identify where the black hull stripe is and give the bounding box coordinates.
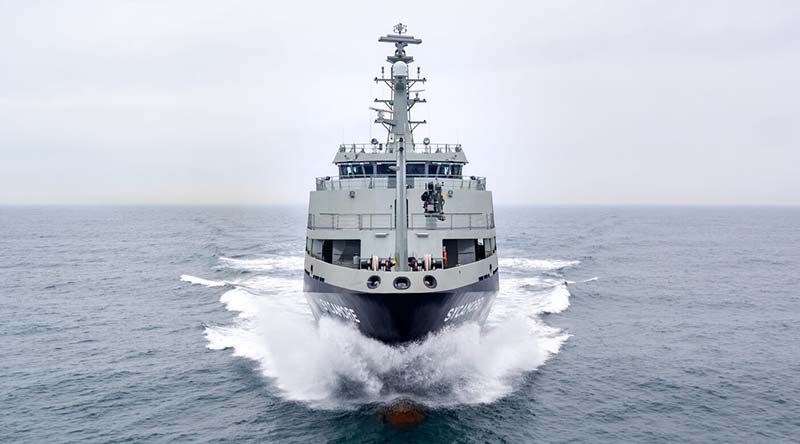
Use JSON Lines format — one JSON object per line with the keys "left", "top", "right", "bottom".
{"left": 304, "top": 273, "right": 499, "bottom": 344}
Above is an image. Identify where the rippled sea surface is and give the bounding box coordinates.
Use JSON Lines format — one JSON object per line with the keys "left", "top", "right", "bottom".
{"left": 2, "top": 206, "right": 798, "bottom": 443}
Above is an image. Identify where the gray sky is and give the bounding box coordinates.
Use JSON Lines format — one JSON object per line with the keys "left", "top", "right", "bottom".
{"left": 1, "top": 0, "right": 798, "bottom": 205}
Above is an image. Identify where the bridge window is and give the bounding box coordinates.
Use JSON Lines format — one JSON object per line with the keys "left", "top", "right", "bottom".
{"left": 376, "top": 163, "right": 395, "bottom": 176}
{"left": 426, "top": 163, "right": 463, "bottom": 178}
{"left": 339, "top": 164, "right": 366, "bottom": 177}
{"left": 346, "top": 162, "right": 463, "bottom": 178}
{"left": 406, "top": 163, "right": 425, "bottom": 176}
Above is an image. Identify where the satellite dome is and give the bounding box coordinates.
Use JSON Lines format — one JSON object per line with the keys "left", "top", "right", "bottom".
{"left": 393, "top": 61, "right": 408, "bottom": 77}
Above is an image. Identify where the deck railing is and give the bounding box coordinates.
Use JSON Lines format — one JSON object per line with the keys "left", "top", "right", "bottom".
{"left": 315, "top": 176, "right": 486, "bottom": 191}
{"left": 338, "top": 143, "right": 462, "bottom": 154}
{"left": 307, "top": 212, "right": 494, "bottom": 230}
{"left": 409, "top": 212, "right": 495, "bottom": 230}
{"left": 307, "top": 213, "right": 394, "bottom": 230}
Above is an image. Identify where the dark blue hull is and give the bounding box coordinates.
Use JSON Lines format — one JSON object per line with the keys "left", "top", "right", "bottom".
{"left": 303, "top": 272, "right": 499, "bottom": 344}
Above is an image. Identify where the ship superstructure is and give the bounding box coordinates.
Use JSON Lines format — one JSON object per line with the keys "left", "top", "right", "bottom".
{"left": 303, "top": 24, "right": 499, "bottom": 343}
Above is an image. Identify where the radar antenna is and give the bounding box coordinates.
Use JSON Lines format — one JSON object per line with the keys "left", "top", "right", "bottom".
{"left": 368, "top": 106, "right": 394, "bottom": 121}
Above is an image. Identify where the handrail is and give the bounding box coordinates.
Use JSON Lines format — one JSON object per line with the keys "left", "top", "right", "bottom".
{"left": 409, "top": 212, "right": 495, "bottom": 230}
{"left": 308, "top": 213, "right": 394, "bottom": 230}
{"left": 338, "top": 142, "right": 463, "bottom": 154}
{"left": 316, "top": 176, "right": 486, "bottom": 191}
{"left": 307, "top": 212, "right": 494, "bottom": 230}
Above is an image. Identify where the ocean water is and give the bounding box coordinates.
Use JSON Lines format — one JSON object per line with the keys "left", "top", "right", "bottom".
{"left": 1, "top": 206, "right": 798, "bottom": 443}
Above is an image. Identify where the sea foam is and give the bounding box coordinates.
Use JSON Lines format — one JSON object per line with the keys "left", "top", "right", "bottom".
{"left": 218, "top": 256, "right": 305, "bottom": 272}
{"left": 180, "top": 275, "right": 227, "bottom": 288}
{"left": 499, "top": 258, "right": 580, "bottom": 272}
{"left": 198, "top": 255, "right": 578, "bottom": 409}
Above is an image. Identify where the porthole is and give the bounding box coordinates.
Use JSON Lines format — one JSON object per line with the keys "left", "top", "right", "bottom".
{"left": 423, "top": 275, "right": 437, "bottom": 289}
{"left": 367, "top": 275, "right": 381, "bottom": 289}
{"left": 393, "top": 276, "right": 411, "bottom": 290}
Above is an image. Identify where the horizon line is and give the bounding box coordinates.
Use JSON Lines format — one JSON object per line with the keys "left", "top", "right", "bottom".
{"left": 1, "top": 202, "right": 799, "bottom": 208}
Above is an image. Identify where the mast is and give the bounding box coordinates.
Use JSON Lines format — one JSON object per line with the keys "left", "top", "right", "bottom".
{"left": 375, "top": 23, "right": 426, "bottom": 271}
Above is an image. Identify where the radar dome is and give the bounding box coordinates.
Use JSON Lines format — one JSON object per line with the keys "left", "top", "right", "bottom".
{"left": 393, "top": 61, "right": 409, "bottom": 77}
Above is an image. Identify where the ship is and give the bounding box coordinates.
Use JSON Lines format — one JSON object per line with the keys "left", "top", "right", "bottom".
{"left": 303, "top": 24, "right": 499, "bottom": 344}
